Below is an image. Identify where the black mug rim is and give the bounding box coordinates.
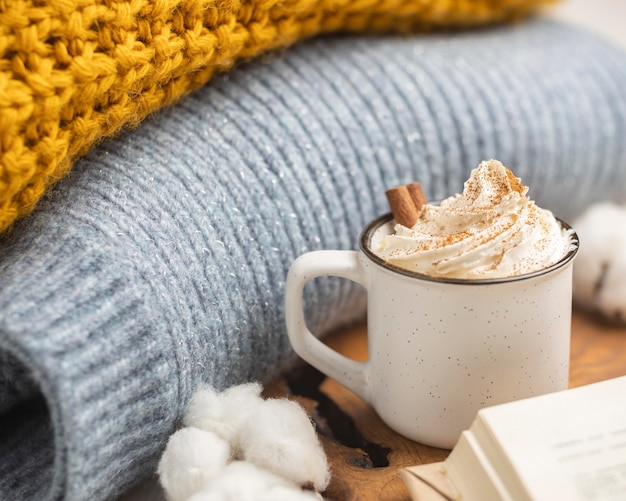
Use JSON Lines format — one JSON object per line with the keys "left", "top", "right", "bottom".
{"left": 360, "top": 212, "right": 579, "bottom": 285}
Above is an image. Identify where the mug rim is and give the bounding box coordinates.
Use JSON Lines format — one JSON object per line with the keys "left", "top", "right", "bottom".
{"left": 360, "top": 212, "right": 579, "bottom": 285}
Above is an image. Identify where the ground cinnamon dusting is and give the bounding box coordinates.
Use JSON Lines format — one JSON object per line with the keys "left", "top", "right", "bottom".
{"left": 486, "top": 166, "right": 513, "bottom": 203}
{"left": 505, "top": 168, "right": 524, "bottom": 194}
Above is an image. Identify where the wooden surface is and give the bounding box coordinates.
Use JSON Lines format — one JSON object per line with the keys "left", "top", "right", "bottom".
{"left": 265, "top": 309, "right": 626, "bottom": 501}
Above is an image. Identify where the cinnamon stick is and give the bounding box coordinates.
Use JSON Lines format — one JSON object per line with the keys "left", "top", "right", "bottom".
{"left": 407, "top": 182, "right": 427, "bottom": 212}
{"left": 385, "top": 182, "right": 428, "bottom": 227}
{"left": 385, "top": 186, "right": 418, "bottom": 227}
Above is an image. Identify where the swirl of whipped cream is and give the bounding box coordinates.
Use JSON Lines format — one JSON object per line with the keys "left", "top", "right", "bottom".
{"left": 374, "top": 160, "right": 575, "bottom": 279}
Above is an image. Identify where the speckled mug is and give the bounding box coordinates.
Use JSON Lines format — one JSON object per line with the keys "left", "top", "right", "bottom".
{"left": 285, "top": 213, "right": 579, "bottom": 449}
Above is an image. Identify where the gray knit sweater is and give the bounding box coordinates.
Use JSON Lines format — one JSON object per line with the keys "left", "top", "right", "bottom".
{"left": 1, "top": 19, "right": 625, "bottom": 501}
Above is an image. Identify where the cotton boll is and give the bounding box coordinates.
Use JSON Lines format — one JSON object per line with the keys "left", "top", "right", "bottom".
{"left": 259, "top": 483, "right": 323, "bottom": 501}
{"left": 183, "top": 382, "right": 264, "bottom": 446}
{"left": 572, "top": 203, "right": 626, "bottom": 323}
{"left": 188, "top": 461, "right": 320, "bottom": 501}
{"left": 238, "top": 398, "right": 330, "bottom": 491}
{"left": 187, "top": 461, "right": 273, "bottom": 501}
{"left": 158, "top": 427, "right": 231, "bottom": 501}
{"left": 165, "top": 383, "right": 329, "bottom": 500}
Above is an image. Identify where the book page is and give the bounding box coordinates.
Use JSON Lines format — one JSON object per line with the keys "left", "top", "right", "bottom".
{"left": 400, "top": 462, "right": 453, "bottom": 501}
{"left": 477, "top": 376, "right": 626, "bottom": 501}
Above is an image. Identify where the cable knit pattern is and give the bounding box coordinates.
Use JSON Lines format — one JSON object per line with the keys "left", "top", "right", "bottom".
{"left": 0, "top": 0, "right": 556, "bottom": 233}
{"left": 1, "top": 20, "right": 626, "bottom": 501}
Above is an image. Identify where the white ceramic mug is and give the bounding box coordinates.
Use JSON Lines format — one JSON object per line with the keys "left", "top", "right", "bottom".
{"left": 285, "top": 213, "right": 579, "bottom": 449}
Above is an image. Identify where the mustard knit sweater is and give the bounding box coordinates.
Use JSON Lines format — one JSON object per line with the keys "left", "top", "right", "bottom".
{"left": 0, "top": 0, "right": 553, "bottom": 233}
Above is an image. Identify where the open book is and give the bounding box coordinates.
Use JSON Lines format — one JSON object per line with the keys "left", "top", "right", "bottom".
{"left": 401, "top": 376, "right": 626, "bottom": 501}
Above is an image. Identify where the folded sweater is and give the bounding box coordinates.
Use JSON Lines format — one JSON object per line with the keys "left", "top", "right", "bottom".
{"left": 1, "top": 19, "right": 626, "bottom": 501}
{"left": 0, "top": 0, "right": 553, "bottom": 233}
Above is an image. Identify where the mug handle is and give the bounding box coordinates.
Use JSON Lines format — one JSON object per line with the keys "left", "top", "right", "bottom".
{"left": 285, "top": 250, "right": 370, "bottom": 402}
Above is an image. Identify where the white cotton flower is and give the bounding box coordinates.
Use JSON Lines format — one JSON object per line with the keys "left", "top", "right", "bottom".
{"left": 159, "top": 383, "right": 330, "bottom": 501}
{"left": 158, "top": 427, "right": 231, "bottom": 501}
{"left": 573, "top": 202, "right": 626, "bottom": 323}
{"left": 187, "top": 461, "right": 320, "bottom": 501}
{"left": 238, "top": 398, "right": 330, "bottom": 491}
{"left": 183, "top": 382, "right": 264, "bottom": 449}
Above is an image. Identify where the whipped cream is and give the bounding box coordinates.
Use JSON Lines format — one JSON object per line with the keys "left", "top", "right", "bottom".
{"left": 374, "top": 160, "right": 576, "bottom": 279}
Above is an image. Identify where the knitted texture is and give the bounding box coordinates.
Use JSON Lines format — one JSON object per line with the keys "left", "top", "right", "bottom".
{"left": 1, "top": 19, "right": 626, "bottom": 501}
{"left": 0, "top": 0, "right": 557, "bottom": 233}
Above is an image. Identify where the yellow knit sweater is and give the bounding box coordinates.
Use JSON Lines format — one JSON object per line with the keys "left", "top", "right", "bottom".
{"left": 0, "top": 0, "right": 554, "bottom": 232}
